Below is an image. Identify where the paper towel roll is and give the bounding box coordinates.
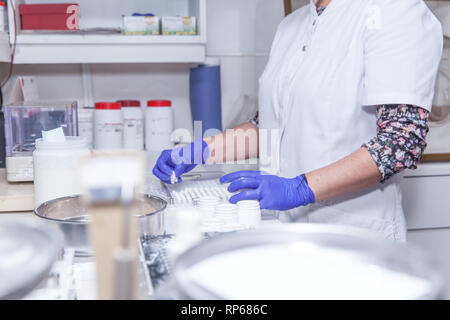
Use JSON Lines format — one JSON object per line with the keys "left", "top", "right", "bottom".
{"left": 190, "top": 63, "right": 222, "bottom": 137}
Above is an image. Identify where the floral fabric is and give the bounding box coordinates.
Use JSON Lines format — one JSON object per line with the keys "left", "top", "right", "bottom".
{"left": 363, "top": 105, "right": 429, "bottom": 182}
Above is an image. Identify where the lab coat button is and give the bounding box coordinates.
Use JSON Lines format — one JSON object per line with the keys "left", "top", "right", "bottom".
{"left": 302, "top": 45, "right": 307, "bottom": 52}
{"left": 312, "top": 20, "right": 316, "bottom": 26}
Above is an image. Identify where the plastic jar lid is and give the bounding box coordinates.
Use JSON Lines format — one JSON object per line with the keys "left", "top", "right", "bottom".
{"left": 117, "top": 100, "right": 141, "bottom": 107}
{"left": 147, "top": 100, "right": 171, "bottom": 107}
{"left": 95, "top": 102, "right": 121, "bottom": 110}
{"left": 35, "top": 136, "right": 88, "bottom": 151}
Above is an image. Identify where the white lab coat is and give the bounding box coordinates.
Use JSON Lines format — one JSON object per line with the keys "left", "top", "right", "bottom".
{"left": 258, "top": 0, "right": 443, "bottom": 241}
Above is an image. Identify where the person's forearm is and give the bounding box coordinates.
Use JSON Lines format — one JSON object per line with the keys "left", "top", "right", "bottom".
{"left": 204, "top": 122, "right": 259, "bottom": 164}
{"left": 305, "top": 147, "right": 381, "bottom": 202}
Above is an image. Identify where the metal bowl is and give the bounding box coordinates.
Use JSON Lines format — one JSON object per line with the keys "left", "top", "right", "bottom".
{"left": 173, "top": 224, "right": 445, "bottom": 300}
{"left": 34, "top": 195, "right": 167, "bottom": 256}
{"left": 0, "top": 219, "right": 62, "bottom": 299}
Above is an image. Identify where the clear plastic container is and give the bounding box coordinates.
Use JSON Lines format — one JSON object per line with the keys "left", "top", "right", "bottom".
{"left": 3, "top": 101, "right": 78, "bottom": 182}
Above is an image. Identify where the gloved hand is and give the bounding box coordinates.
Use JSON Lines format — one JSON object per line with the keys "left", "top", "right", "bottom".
{"left": 152, "top": 140, "right": 210, "bottom": 184}
{"left": 220, "top": 170, "right": 315, "bottom": 210}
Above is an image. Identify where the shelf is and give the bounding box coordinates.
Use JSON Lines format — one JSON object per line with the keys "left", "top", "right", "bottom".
{"left": 16, "top": 33, "right": 204, "bottom": 45}
{"left": 12, "top": 33, "right": 206, "bottom": 64}
{"left": 8, "top": 0, "right": 207, "bottom": 64}
{"left": 12, "top": 43, "right": 205, "bottom": 64}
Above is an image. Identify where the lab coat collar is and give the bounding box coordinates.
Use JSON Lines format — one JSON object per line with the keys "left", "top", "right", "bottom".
{"left": 309, "top": 0, "right": 344, "bottom": 16}
{"left": 310, "top": 0, "right": 320, "bottom": 16}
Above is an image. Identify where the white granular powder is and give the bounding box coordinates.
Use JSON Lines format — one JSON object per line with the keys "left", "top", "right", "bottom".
{"left": 186, "top": 243, "right": 432, "bottom": 300}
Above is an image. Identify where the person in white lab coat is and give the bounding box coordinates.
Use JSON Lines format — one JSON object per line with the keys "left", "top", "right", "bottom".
{"left": 153, "top": 0, "right": 443, "bottom": 241}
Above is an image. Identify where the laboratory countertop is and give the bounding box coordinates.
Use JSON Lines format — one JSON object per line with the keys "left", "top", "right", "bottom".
{"left": 0, "top": 169, "right": 34, "bottom": 213}
{"left": 0, "top": 161, "right": 262, "bottom": 300}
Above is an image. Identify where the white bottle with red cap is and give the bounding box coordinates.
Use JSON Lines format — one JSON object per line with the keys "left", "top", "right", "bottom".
{"left": 117, "top": 100, "right": 144, "bottom": 150}
{"left": 145, "top": 100, "right": 174, "bottom": 152}
{"left": 94, "top": 102, "right": 123, "bottom": 150}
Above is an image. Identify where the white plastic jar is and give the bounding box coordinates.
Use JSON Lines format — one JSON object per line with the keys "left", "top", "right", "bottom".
{"left": 78, "top": 107, "right": 94, "bottom": 149}
{"left": 146, "top": 100, "right": 174, "bottom": 152}
{"left": 94, "top": 102, "right": 123, "bottom": 150}
{"left": 117, "top": 100, "right": 144, "bottom": 150}
{"left": 237, "top": 200, "right": 261, "bottom": 229}
{"left": 33, "top": 136, "right": 90, "bottom": 208}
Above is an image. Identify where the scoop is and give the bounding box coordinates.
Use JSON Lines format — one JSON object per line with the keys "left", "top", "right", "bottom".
{"left": 171, "top": 171, "right": 178, "bottom": 185}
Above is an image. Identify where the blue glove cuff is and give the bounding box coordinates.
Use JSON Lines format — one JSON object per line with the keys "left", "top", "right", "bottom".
{"left": 295, "top": 174, "right": 316, "bottom": 205}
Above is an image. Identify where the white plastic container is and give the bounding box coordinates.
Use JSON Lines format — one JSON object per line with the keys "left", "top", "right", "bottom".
{"left": 237, "top": 200, "right": 261, "bottom": 229}
{"left": 94, "top": 102, "right": 123, "bottom": 150}
{"left": 123, "top": 15, "right": 160, "bottom": 35}
{"left": 0, "top": 2, "right": 6, "bottom": 33}
{"left": 33, "top": 136, "right": 90, "bottom": 208}
{"left": 215, "top": 203, "right": 238, "bottom": 225}
{"left": 146, "top": 100, "right": 174, "bottom": 152}
{"left": 78, "top": 107, "right": 94, "bottom": 149}
{"left": 117, "top": 100, "right": 144, "bottom": 150}
{"left": 195, "top": 196, "right": 221, "bottom": 220}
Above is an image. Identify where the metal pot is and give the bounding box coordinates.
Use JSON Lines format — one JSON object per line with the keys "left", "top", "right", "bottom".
{"left": 34, "top": 195, "right": 167, "bottom": 256}
{"left": 173, "top": 224, "right": 445, "bottom": 300}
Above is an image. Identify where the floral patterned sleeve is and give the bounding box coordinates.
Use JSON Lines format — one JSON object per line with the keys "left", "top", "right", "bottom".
{"left": 363, "top": 104, "right": 430, "bottom": 183}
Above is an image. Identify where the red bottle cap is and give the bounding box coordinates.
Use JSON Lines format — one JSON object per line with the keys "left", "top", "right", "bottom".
{"left": 117, "top": 100, "right": 141, "bottom": 107}
{"left": 0, "top": 2, "right": 6, "bottom": 7}
{"left": 95, "top": 102, "right": 122, "bottom": 110}
{"left": 147, "top": 100, "right": 172, "bottom": 107}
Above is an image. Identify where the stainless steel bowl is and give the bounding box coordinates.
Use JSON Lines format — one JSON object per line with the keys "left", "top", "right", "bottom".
{"left": 34, "top": 195, "right": 167, "bottom": 256}
{"left": 173, "top": 224, "right": 445, "bottom": 300}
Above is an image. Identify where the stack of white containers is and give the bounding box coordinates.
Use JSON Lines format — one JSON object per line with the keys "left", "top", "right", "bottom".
{"left": 195, "top": 196, "right": 221, "bottom": 220}
{"left": 194, "top": 196, "right": 261, "bottom": 232}
{"left": 237, "top": 200, "right": 261, "bottom": 228}
{"left": 215, "top": 204, "right": 239, "bottom": 225}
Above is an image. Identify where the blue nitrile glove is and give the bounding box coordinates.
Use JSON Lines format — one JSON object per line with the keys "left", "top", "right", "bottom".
{"left": 152, "top": 140, "right": 210, "bottom": 184}
{"left": 220, "top": 171, "right": 315, "bottom": 211}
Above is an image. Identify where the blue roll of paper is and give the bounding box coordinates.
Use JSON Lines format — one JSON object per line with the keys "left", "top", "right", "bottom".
{"left": 190, "top": 63, "right": 222, "bottom": 137}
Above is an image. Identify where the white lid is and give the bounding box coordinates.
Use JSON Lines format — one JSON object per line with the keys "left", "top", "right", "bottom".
{"left": 35, "top": 136, "right": 88, "bottom": 151}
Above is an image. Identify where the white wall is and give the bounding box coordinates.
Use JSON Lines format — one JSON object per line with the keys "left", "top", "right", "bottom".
{"left": 3, "top": 0, "right": 285, "bottom": 133}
